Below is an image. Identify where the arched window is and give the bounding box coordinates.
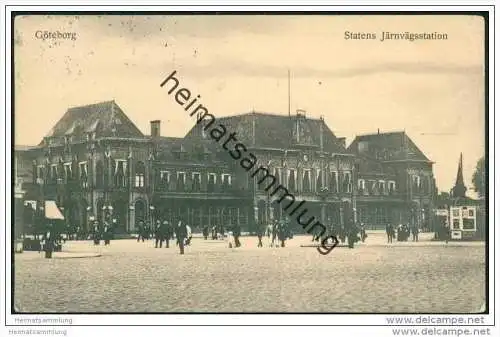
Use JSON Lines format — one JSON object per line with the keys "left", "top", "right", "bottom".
{"left": 114, "top": 160, "right": 126, "bottom": 188}
{"left": 95, "top": 161, "right": 104, "bottom": 188}
{"left": 329, "top": 171, "right": 337, "bottom": 193}
{"left": 274, "top": 168, "right": 281, "bottom": 186}
{"left": 316, "top": 169, "right": 322, "bottom": 192}
{"left": 135, "top": 161, "right": 146, "bottom": 188}
{"left": 288, "top": 169, "right": 296, "bottom": 192}
{"left": 302, "top": 170, "right": 311, "bottom": 192}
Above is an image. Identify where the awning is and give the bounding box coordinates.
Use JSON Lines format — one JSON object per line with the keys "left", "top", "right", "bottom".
{"left": 45, "top": 200, "right": 64, "bottom": 220}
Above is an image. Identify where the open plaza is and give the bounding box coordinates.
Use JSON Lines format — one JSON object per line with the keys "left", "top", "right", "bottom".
{"left": 14, "top": 231, "right": 486, "bottom": 313}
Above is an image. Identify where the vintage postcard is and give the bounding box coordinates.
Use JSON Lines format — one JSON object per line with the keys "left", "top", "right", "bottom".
{"left": 8, "top": 10, "right": 491, "bottom": 328}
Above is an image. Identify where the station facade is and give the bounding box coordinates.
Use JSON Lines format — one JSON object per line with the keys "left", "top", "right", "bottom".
{"left": 15, "top": 100, "right": 436, "bottom": 233}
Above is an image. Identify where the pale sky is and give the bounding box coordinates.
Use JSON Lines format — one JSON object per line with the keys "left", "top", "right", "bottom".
{"left": 14, "top": 15, "right": 485, "bottom": 196}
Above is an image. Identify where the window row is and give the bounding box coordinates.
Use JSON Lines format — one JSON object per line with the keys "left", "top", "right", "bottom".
{"left": 155, "top": 171, "right": 233, "bottom": 192}
{"left": 358, "top": 179, "right": 397, "bottom": 195}
{"left": 34, "top": 160, "right": 148, "bottom": 189}
{"left": 254, "top": 168, "right": 353, "bottom": 194}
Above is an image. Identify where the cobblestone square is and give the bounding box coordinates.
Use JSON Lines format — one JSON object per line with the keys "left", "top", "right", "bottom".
{"left": 14, "top": 233, "right": 486, "bottom": 313}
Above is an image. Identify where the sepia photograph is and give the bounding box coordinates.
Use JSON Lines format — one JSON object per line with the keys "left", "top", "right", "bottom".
{"left": 8, "top": 10, "right": 490, "bottom": 323}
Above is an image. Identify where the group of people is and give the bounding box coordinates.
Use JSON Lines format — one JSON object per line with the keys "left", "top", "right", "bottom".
{"left": 136, "top": 219, "right": 193, "bottom": 254}
{"left": 40, "top": 223, "right": 63, "bottom": 258}
{"left": 91, "top": 219, "right": 114, "bottom": 246}
{"left": 385, "top": 223, "right": 420, "bottom": 243}
{"left": 255, "top": 219, "right": 291, "bottom": 248}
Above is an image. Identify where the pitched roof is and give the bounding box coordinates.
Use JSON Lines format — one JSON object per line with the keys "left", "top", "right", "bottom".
{"left": 347, "top": 131, "right": 431, "bottom": 162}
{"left": 185, "top": 111, "right": 346, "bottom": 153}
{"left": 42, "top": 100, "right": 144, "bottom": 144}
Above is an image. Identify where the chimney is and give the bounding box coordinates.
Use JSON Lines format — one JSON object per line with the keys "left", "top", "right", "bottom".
{"left": 150, "top": 120, "right": 161, "bottom": 138}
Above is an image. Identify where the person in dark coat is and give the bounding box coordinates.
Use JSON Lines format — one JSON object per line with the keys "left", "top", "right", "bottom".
{"left": 136, "top": 221, "right": 145, "bottom": 242}
{"left": 161, "top": 220, "right": 171, "bottom": 248}
{"left": 278, "top": 220, "right": 288, "bottom": 247}
{"left": 256, "top": 221, "right": 264, "bottom": 248}
{"left": 103, "top": 220, "right": 112, "bottom": 245}
{"left": 92, "top": 221, "right": 101, "bottom": 245}
{"left": 202, "top": 226, "right": 209, "bottom": 240}
{"left": 411, "top": 224, "right": 419, "bottom": 242}
{"left": 347, "top": 223, "right": 359, "bottom": 249}
{"left": 154, "top": 220, "right": 163, "bottom": 248}
{"left": 360, "top": 223, "right": 367, "bottom": 243}
{"left": 175, "top": 220, "right": 188, "bottom": 255}
{"left": 42, "top": 223, "right": 56, "bottom": 258}
{"left": 232, "top": 222, "right": 242, "bottom": 248}
{"left": 271, "top": 220, "right": 279, "bottom": 247}
{"left": 144, "top": 221, "right": 152, "bottom": 240}
{"left": 386, "top": 223, "right": 393, "bottom": 244}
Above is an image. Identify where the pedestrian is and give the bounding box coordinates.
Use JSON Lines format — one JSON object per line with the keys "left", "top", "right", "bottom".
{"left": 386, "top": 223, "right": 393, "bottom": 244}
{"left": 92, "top": 221, "right": 101, "bottom": 245}
{"left": 154, "top": 220, "right": 163, "bottom": 248}
{"left": 175, "top": 219, "right": 188, "bottom": 255}
{"left": 212, "top": 226, "right": 217, "bottom": 240}
{"left": 103, "top": 220, "right": 112, "bottom": 246}
{"left": 202, "top": 225, "right": 209, "bottom": 240}
{"left": 271, "top": 220, "right": 279, "bottom": 247}
{"left": 136, "top": 221, "right": 144, "bottom": 242}
{"left": 278, "top": 220, "right": 288, "bottom": 247}
{"left": 161, "top": 220, "right": 171, "bottom": 248}
{"left": 233, "top": 222, "right": 242, "bottom": 248}
{"left": 411, "top": 225, "right": 419, "bottom": 242}
{"left": 360, "top": 223, "right": 367, "bottom": 243}
{"left": 42, "top": 223, "right": 55, "bottom": 259}
{"left": 256, "top": 221, "right": 264, "bottom": 248}
{"left": 185, "top": 224, "right": 193, "bottom": 246}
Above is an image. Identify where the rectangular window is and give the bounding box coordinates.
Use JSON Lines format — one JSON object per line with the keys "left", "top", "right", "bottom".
{"left": 135, "top": 175, "right": 144, "bottom": 188}
{"left": 160, "top": 170, "right": 170, "bottom": 189}
{"left": 208, "top": 173, "right": 217, "bottom": 192}
{"left": 462, "top": 218, "right": 475, "bottom": 230}
{"left": 51, "top": 165, "right": 58, "bottom": 183}
{"left": 388, "top": 181, "right": 396, "bottom": 194}
{"left": 192, "top": 172, "right": 201, "bottom": 192}
{"left": 378, "top": 180, "right": 385, "bottom": 194}
{"left": 177, "top": 172, "right": 186, "bottom": 191}
{"left": 329, "top": 171, "right": 337, "bottom": 193}
{"left": 222, "top": 174, "right": 232, "bottom": 188}
{"left": 79, "top": 162, "right": 88, "bottom": 188}
{"left": 452, "top": 219, "right": 460, "bottom": 230}
{"left": 288, "top": 169, "right": 296, "bottom": 192}
{"left": 63, "top": 163, "right": 72, "bottom": 182}
{"left": 343, "top": 172, "right": 352, "bottom": 193}
{"left": 37, "top": 165, "right": 45, "bottom": 184}
{"left": 358, "top": 179, "right": 365, "bottom": 192}
{"left": 302, "top": 170, "right": 311, "bottom": 192}
{"left": 114, "top": 160, "right": 126, "bottom": 188}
